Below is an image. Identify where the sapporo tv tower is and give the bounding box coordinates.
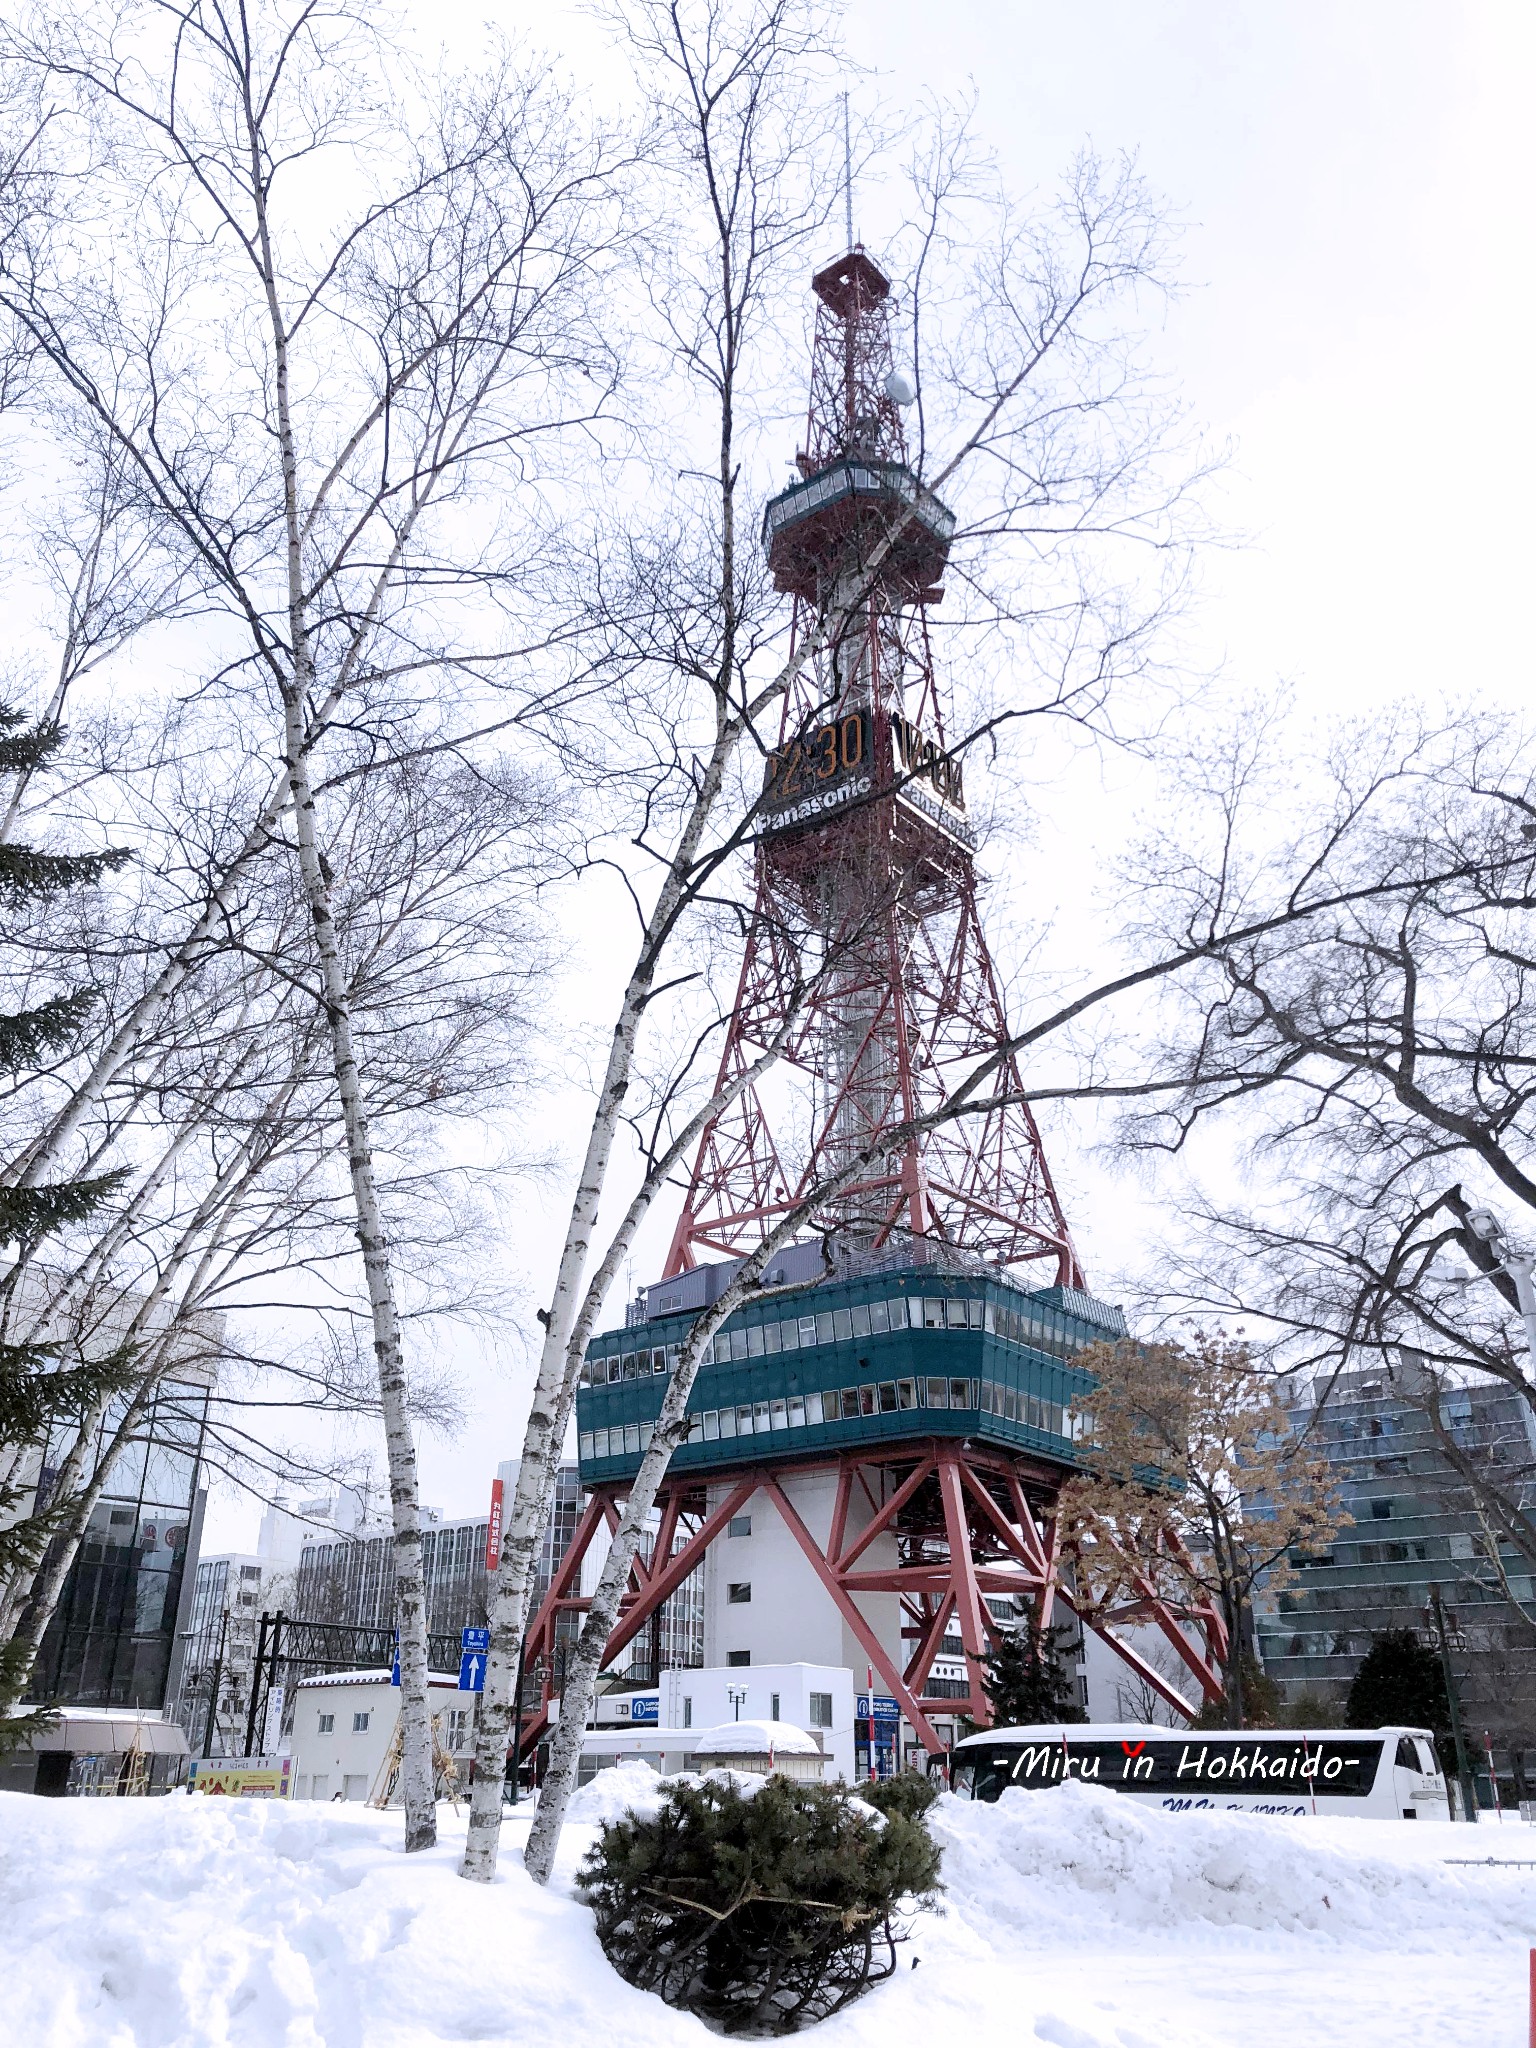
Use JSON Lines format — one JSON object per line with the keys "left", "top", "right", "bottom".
{"left": 519, "top": 245, "right": 1228, "bottom": 1765}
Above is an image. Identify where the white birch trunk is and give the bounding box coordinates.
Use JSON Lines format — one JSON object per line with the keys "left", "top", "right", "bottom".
{"left": 458, "top": 706, "right": 751, "bottom": 1875}
{"left": 278, "top": 703, "right": 438, "bottom": 1850}
{"left": 520, "top": 1212, "right": 807, "bottom": 1882}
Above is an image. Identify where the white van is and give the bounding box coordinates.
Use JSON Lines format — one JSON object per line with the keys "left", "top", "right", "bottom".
{"left": 943, "top": 1722, "right": 1449, "bottom": 1820}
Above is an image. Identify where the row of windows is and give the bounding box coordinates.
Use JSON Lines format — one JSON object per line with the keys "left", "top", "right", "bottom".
{"left": 579, "top": 1375, "right": 1072, "bottom": 1466}
{"left": 581, "top": 1293, "right": 1090, "bottom": 1387}
{"left": 315, "top": 1703, "right": 471, "bottom": 1748}
{"left": 316, "top": 1710, "right": 370, "bottom": 1734}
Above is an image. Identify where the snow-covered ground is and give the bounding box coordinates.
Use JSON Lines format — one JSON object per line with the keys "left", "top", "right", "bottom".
{"left": 4, "top": 1768, "right": 1533, "bottom": 2047}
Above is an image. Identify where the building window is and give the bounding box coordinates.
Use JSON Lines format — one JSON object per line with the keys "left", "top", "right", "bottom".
{"left": 447, "top": 1708, "right": 469, "bottom": 1751}
{"left": 353, "top": 1711, "right": 370, "bottom": 1733}
{"left": 726, "top": 1650, "right": 750, "bottom": 1667}
{"left": 727, "top": 1582, "right": 751, "bottom": 1604}
{"left": 808, "top": 1691, "right": 833, "bottom": 1728}
{"left": 728, "top": 1515, "right": 752, "bottom": 1538}
{"left": 682, "top": 1696, "right": 692, "bottom": 1727}
{"left": 1370, "top": 1499, "right": 1393, "bottom": 1519}
{"left": 318, "top": 1713, "right": 334, "bottom": 1734}
{"left": 770, "top": 1692, "right": 781, "bottom": 1720}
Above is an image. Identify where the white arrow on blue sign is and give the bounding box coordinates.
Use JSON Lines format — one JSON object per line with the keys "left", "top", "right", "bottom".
{"left": 459, "top": 1651, "right": 487, "bottom": 1692}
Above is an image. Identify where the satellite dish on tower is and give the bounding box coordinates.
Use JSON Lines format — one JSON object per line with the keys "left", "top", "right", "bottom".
{"left": 883, "top": 368, "right": 917, "bottom": 408}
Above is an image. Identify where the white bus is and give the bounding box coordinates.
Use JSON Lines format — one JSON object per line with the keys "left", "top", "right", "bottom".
{"left": 943, "top": 1722, "right": 1449, "bottom": 1821}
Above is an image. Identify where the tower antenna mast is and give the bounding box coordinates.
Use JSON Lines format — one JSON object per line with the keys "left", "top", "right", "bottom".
{"left": 842, "top": 90, "right": 854, "bottom": 250}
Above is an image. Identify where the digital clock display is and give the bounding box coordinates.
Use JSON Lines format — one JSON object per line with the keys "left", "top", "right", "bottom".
{"left": 759, "top": 711, "right": 871, "bottom": 836}
{"left": 756, "top": 708, "right": 968, "bottom": 839}
{"left": 762, "top": 712, "right": 869, "bottom": 805}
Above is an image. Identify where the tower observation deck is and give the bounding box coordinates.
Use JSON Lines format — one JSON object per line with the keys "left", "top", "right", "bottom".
{"left": 517, "top": 249, "right": 1228, "bottom": 1763}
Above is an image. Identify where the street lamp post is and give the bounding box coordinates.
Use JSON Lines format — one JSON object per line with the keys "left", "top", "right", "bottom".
{"left": 1428, "top": 1585, "right": 1479, "bottom": 1824}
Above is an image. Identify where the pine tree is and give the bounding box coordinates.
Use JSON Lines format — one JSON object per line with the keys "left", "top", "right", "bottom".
{"left": 577, "top": 1774, "right": 942, "bottom": 2031}
{"left": 1345, "top": 1630, "right": 1452, "bottom": 1764}
{"left": 0, "top": 709, "right": 133, "bottom": 1749}
{"left": 980, "top": 1614, "right": 1085, "bottom": 1727}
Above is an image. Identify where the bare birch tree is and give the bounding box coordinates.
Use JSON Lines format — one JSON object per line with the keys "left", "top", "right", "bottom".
{"left": 3, "top": 0, "right": 631, "bottom": 1845}
{"left": 1120, "top": 714, "right": 1536, "bottom": 1620}
{"left": 0, "top": 700, "right": 552, "bottom": 1721}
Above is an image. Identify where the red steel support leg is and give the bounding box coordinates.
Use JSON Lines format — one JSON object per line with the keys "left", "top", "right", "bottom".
{"left": 905, "top": 1590, "right": 957, "bottom": 1698}
{"left": 1056, "top": 1592, "right": 1201, "bottom": 1721}
{"left": 936, "top": 1450, "right": 992, "bottom": 1726}
{"left": 516, "top": 1488, "right": 613, "bottom": 1755}
{"left": 1036, "top": 1515, "right": 1062, "bottom": 1633}
{"left": 761, "top": 1473, "right": 947, "bottom": 1754}
{"left": 600, "top": 1478, "right": 759, "bottom": 1670}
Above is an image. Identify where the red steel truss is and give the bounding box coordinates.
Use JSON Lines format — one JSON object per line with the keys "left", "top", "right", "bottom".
{"left": 665, "top": 242, "right": 1079, "bottom": 1282}
{"left": 512, "top": 1445, "right": 1227, "bottom": 1760}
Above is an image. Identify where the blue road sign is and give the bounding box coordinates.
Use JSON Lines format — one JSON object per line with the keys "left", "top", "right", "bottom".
{"left": 459, "top": 1651, "right": 487, "bottom": 1693}
{"left": 856, "top": 1694, "right": 901, "bottom": 1722}
{"left": 629, "top": 1694, "right": 659, "bottom": 1725}
{"left": 391, "top": 1631, "right": 400, "bottom": 1687}
{"left": 461, "top": 1626, "right": 490, "bottom": 1655}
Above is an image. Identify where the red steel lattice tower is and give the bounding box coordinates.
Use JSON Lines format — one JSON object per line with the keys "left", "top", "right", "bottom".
{"left": 514, "top": 246, "right": 1228, "bottom": 1775}
{"left": 666, "top": 248, "right": 1082, "bottom": 1285}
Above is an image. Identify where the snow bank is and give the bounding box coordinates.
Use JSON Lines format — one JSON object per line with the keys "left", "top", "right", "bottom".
{"left": 563, "top": 1756, "right": 671, "bottom": 1827}
{"left": 932, "top": 1779, "right": 1536, "bottom": 1950}
{"left": 3, "top": 1780, "right": 1535, "bottom": 2047}
{"left": 0, "top": 1789, "right": 691, "bottom": 2048}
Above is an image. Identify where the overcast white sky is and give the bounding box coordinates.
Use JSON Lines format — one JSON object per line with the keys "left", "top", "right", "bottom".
{"left": 204, "top": 0, "right": 1536, "bottom": 1549}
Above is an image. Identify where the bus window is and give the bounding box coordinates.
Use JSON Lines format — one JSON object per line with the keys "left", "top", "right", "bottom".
{"left": 949, "top": 1754, "right": 1013, "bottom": 1802}
{"left": 1416, "top": 1739, "right": 1441, "bottom": 1776}
{"left": 1395, "top": 1736, "right": 1420, "bottom": 1771}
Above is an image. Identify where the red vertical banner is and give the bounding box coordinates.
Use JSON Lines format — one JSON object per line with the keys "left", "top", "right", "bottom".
{"left": 485, "top": 1478, "right": 504, "bottom": 1572}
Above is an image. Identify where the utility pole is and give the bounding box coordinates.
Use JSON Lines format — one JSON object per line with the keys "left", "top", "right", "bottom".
{"left": 244, "top": 1609, "right": 285, "bottom": 1757}
{"left": 203, "top": 1606, "right": 230, "bottom": 1760}
{"left": 1429, "top": 1585, "right": 1479, "bottom": 1822}
{"left": 244, "top": 1612, "right": 269, "bottom": 1757}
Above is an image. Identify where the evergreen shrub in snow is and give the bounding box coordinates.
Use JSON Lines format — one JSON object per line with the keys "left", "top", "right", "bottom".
{"left": 859, "top": 1769, "right": 941, "bottom": 1825}
{"left": 576, "top": 1773, "right": 941, "bottom": 2034}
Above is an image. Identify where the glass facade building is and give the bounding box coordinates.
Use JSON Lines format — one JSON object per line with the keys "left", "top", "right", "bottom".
{"left": 26, "top": 1378, "right": 209, "bottom": 1712}
{"left": 1258, "top": 1366, "right": 1536, "bottom": 1762}
{"left": 576, "top": 1271, "right": 1123, "bottom": 1486}
{"left": 292, "top": 1463, "right": 587, "bottom": 1640}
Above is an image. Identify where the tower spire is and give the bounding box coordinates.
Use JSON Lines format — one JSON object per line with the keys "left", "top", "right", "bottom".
{"left": 842, "top": 90, "right": 854, "bottom": 251}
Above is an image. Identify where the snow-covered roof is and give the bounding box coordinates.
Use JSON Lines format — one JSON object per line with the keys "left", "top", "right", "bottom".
{"left": 690, "top": 1719, "right": 821, "bottom": 1758}
{"left": 3, "top": 1708, "right": 188, "bottom": 1755}
{"left": 293, "top": 1669, "right": 465, "bottom": 1690}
